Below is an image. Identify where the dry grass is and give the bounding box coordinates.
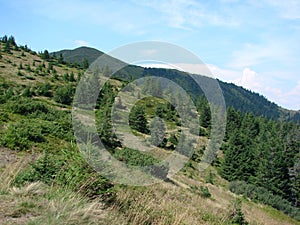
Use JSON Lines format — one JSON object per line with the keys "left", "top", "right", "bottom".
{"left": 0, "top": 43, "right": 81, "bottom": 86}
{"left": 0, "top": 155, "right": 108, "bottom": 225}
{"left": 108, "top": 182, "right": 230, "bottom": 225}
{"left": 103, "top": 170, "right": 300, "bottom": 225}
{"left": 1, "top": 153, "right": 299, "bottom": 224}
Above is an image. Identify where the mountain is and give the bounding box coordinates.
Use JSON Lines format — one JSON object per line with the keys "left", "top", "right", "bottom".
{"left": 1, "top": 36, "right": 299, "bottom": 224}
{"left": 52, "top": 46, "right": 104, "bottom": 65}
{"left": 51, "top": 46, "right": 294, "bottom": 121}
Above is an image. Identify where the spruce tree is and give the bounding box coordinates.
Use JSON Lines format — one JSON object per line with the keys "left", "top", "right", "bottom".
{"left": 129, "top": 105, "right": 149, "bottom": 134}
{"left": 58, "top": 53, "right": 64, "bottom": 64}
{"left": 149, "top": 117, "right": 166, "bottom": 147}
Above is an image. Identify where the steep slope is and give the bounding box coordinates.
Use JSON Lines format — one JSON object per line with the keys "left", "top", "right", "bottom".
{"left": 1, "top": 38, "right": 299, "bottom": 224}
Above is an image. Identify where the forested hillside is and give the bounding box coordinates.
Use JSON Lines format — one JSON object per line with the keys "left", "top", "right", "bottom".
{"left": 52, "top": 46, "right": 299, "bottom": 121}
{"left": 0, "top": 35, "right": 299, "bottom": 224}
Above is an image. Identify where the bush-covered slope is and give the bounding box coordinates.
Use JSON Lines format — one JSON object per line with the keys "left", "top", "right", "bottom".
{"left": 0, "top": 35, "right": 299, "bottom": 224}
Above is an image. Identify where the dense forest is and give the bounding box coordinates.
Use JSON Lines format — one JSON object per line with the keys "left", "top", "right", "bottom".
{"left": 0, "top": 35, "right": 299, "bottom": 224}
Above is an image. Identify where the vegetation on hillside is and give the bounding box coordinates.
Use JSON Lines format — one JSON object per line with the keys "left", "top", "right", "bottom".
{"left": 0, "top": 35, "right": 299, "bottom": 224}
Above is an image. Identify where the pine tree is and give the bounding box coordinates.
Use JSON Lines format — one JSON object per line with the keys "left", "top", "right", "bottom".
{"left": 82, "top": 58, "right": 89, "bottom": 69}
{"left": 4, "top": 41, "right": 11, "bottom": 53}
{"left": 129, "top": 106, "right": 149, "bottom": 134}
{"left": 58, "top": 53, "right": 64, "bottom": 64}
{"left": 8, "top": 35, "right": 16, "bottom": 46}
{"left": 69, "top": 72, "right": 76, "bottom": 82}
{"left": 149, "top": 117, "right": 166, "bottom": 147}
{"left": 41, "top": 50, "right": 50, "bottom": 60}
{"left": 155, "top": 104, "right": 165, "bottom": 118}
{"left": 97, "top": 108, "right": 121, "bottom": 150}
{"left": 63, "top": 73, "right": 70, "bottom": 81}
{"left": 1, "top": 35, "right": 8, "bottom": 43}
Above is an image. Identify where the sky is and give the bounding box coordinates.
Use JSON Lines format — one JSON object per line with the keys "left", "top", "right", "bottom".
{"left": 0, "top": 0, "right": 299, "bottom": 110}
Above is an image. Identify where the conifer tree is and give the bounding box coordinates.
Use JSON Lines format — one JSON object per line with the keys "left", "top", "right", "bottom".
{"left": 129, "top": 105, "right": 149, "bottom": 134}
{"left": 149, "top": 117, "right": 166, "bottom": 147}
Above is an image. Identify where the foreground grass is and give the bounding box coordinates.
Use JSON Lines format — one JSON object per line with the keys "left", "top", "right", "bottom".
{"left": 1, "top": 155, "right": 300, "bottom": 225}
{"left": 0, "top": 157, "right": 109, "bottom": 225}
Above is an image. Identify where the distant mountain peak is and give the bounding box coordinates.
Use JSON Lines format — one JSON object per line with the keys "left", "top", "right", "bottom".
{"left": 51, "top": 46, "right": 104, "bottom": 65}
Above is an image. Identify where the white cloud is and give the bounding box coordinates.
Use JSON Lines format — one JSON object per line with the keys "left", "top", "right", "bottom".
{"left": 228, "top": 40, "right": 297, "bottom": 69}
{"left": 231, "top": 68, "right": 300, "bottom": 110}
{"left": 74, "top": 40, "right": 89, "bottom": 46}
{"left": 136, "top": 62, "right": 212, "bottom": 76}
{"left": 272, "top": 80, "right": 300, "bottom": 109}
{"left": 233, "top": 68, "right": 261, "bottom": 91}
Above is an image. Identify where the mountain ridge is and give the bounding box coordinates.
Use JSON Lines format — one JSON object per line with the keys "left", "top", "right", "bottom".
{"left": 51, "top": 46, "right": 300, "bottom": 122}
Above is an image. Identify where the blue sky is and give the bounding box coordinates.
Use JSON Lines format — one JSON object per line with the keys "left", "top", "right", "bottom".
{"left": 1, "top": 0, "right": 300, "bottom": 110}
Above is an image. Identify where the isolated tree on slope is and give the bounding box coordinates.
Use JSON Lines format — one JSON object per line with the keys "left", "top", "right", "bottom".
{"left": 149, "top": 117, "right": 166, "bottom": 147}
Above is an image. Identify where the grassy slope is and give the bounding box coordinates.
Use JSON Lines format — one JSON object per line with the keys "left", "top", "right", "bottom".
{"left": 0, "top": 43, "right": 299, "bottom": 225}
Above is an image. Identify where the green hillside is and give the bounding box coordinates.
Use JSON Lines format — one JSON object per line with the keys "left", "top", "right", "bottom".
{"left": 51, "top": 46, "right": 297, "bottom": 121}
{"left": 52, "top": 46, "right": 104, "bottom": 66}
{"left": 0, "top": 35, "right": 299, "bottom": 225}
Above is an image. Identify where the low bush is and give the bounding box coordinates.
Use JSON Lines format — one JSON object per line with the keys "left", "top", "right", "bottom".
{"left": 14, "top": 146, "right": 114, "bottom": 201}
{"left": 54, "top": 85, "right": 74, "bottom": 105}
{"left": 114, "top": 147, "right": 169, "bottom": 180}
{"left": 190, "top": 185, "right": 211, "bottom": 198}
{"left": 229, "top": 198, "right": 248, "bottom": 225}
{"left": 0, "top": 110, "right": 9, "bottom": 122}
{"left": 1, "top": 120, "right": 46, "bottom": 150}
{"left": 7, "top": 97, "right": 49, "bottom": 115}
{"left": 229, "top": 180, "right": 300, "bottom": 220}
{"left": 114, "top": 147, "right": 158, "bottom": 167}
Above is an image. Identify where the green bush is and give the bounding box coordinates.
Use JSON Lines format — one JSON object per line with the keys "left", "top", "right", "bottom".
{"left": 54, "top": 85, "right": 74, "bottom": 105}
{"left": 229, "top": 199, "right": 248, "bottom": 225}
{"left": 1, "top": 120, "right": 45, "bottom": 150}
{"left": 114, "top": 147, "right": 158, "bottom": 167}
{"left": 0, "top": 95, "right": 6, "bottom": 104}
{"left": 114, "top": 147, "right": 169, "bottom": 180}
{"left": 36, "top": 82, "right": 52, "bottom": 97}
{"left": 190, "top": 185, "right": 211, "bottom": 198}
{"left": 14, "top": 147, "right": 114, "bottom": 201}
{"left": 229, "top": 181, "right": 300, "bottom": 220}
{"left": 0, "top": 111, "right": 9, "bottom": 122}
{"left": 7, "top": 97, "right": 49, "bottom": 115}
{"left": 5, "top": 97, "right": 73, "bottom": 140}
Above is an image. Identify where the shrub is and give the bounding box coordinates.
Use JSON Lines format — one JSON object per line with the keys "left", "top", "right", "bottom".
{"left": 1, "top": 120, "right": 45, "bottom": 150}
{"left": 54, "top": 85, "right": 74, "bottom": 105}
{"left": 114, "top": 147, "right": 169, "bottom": 180}
{"left": 229, "top": 180, "right": 300, "bottom": 220}
{"left": 114, "top": 147, "right": 158, "bottom": 167}
{"left": 190, "top": 185, "right": 211, "bottom": 198}
{"left": 22, "top": 86, "right": 33, "bottom": 97}
{"left": 229, "top": 199, "right": 248, "bottom": 225}
{"left": 36, "top": 82, "right": 52, "bottom": 97}
{"left": 7, "top": 97, "right": 49, "bottom": 115}
{"left": 0, "top": 111, "right": 9, "bottom": 122}
{"left": 14, "top": 147, "right": 114, "bottom": 201}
